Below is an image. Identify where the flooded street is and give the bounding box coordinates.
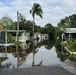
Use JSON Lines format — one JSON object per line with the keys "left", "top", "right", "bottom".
{"left": 0, "top": 40, "right": 76, "bottom": 74}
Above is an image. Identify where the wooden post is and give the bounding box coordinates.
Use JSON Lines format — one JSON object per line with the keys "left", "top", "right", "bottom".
{"left": 24, "top": 31, "right": 25, "bottom": 49}
{"left": 16, "top": 31, "right": 17, "bottom": 41}
{"left": 5, "top": 46, "right": 7, "bottom": 57}
{"left": 69, "top": 33, "right": 70, "bottom": 38}
{"left": 5, "top": 30, "right": 7, "bottom": 43}
{"left": 16, "top": 45, "right": 19, "bottom": 68}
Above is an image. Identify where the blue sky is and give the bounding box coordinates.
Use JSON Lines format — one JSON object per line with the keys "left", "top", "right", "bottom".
{"left": 0, "top": 0, "right": 76, "bottom": 27}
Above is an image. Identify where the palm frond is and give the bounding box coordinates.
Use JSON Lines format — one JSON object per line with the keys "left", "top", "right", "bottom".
{"left": 36, "top": 12, "right": 43, "bottom": 18}
{"left": 30, "top": 3, "right": 43, "bottom": 19}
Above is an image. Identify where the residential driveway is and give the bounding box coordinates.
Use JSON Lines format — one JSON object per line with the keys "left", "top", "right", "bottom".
{"left": 1, "top": 66, "right": 75, "bottom": 75}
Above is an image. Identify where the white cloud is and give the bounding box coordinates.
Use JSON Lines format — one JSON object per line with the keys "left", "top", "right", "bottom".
{"left": 0, "top": 0, "right": 76, "bottom": 27}
{"left": 0, "top": 2, "right": 12, "bottom": 18}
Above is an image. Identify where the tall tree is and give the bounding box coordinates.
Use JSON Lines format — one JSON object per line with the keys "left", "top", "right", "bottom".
{"left": 44, "top": 23, "right": 55, "bottom": 40}
{"left": 58, "top": 14, "right": 76, "bottom": 28}
{"left": 30, "top": 3, "right": 43, "bottom": 66}
{"left": 30, "top": 3, "right": 43, "bottom": 36}
{"left": 0, "top": 16, "right": 15, "bottom": 30}
{"left": 0, "top": 16, "right": 15, "bottom": 43}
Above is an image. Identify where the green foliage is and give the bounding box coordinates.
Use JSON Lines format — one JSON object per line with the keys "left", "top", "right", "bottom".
{"left": 72, "top": 41, "right": 76, "bottom": 50}
{"left": 58, "top": 23, "right": 67, "bottom": 31}
{"left": 19, "top": 14, "right": 26, "bottom": 23}
{"left": 15, "top": 20, "right": 42, "bottom": 35}
{"left": 44, "top": 40, "right": 55, "bottom": 50}
{"left": 41, "top": 23, "right": 55, "bottom": 40}
{"left": 62, "top": 38, "right": 76, "bottom": 52}
{"left": 58, "top": 14, "right": 76, "bottom": 28}
{"left": 30, "top": 3, "right": 43, "bottom": 37}
{"left": 18, "top": 20, "right": 32, "bottom": 30}
{"left": 67, "top": 38, "right": 74, "bottom": 45}
{"left": 0, "top": 24, "right": 3, "bottom": 29}
{"left": 0, "top": 16, "right": 16, "bottom": 30}
{"left": 61, "top": 42, "right": 67, "bottom": 46}
{"left": 34, "top": 25, "right": 41, "bottom": 32}
{"left": 55, "top": 27, "right": 63, "bottom": 40}
{"left": 30, "top": 3, "right": 43, "bottom": 19}
{"left": 14, "top": 41, "right": 23, "bottom": 45}
{"left": 8, "top": 33, "right": 13, "bottom": 43}
{"left": 68, "top": 55, "right": 76, "bottom": 61}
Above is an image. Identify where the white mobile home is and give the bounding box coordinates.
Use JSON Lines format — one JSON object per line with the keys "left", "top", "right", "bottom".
{"left": 41, "top": 34, "right": 49, "bottom": 41}
{"left": 0, "top": 30, "right": 30, "bottom": 43}
{"left": 34, "top": 32, "right": 42, "bottom": 40}
{"left": 62, "top": 28, "right": 76, "bottom": 40}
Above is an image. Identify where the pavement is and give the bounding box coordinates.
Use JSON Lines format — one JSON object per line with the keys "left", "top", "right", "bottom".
{"left": 0, "top": 66, "right": 75, "bottom": 75}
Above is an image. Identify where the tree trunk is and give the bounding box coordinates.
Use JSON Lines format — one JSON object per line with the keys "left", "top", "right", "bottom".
{"left": 33, "top": 17, "right": 35, "bottom": 39}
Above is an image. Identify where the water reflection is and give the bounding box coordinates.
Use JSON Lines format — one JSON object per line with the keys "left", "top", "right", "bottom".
{"left": 12, "top": 45, "right": 26, "bottom": 68}
{"left": 55, "top": 44, "right": 76, "bottom": 62}
{"left": 0, "top": 46, "right": 11, "bottom": 74}
{"left": 19, "top": 42, "right": 30, "bottom": 50}
{"left": 31, "top": 39, "right": 55, "bottom": 67}
{"left": 43, "top": 40, "right": 55, "bottom": 50}
{"left": 55, "top": 46, "right": 69, "bottom": 61}
{"left": 0, "top": 39, "right": 76, "bottom": 73}
{"left": 31, "top": 44, "right": 43, "bottom": 67}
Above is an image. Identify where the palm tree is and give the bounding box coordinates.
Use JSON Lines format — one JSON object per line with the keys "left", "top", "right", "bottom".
{"left": 58, "top": 23, "right": 66, "bottom": 31}
{"left": 30, "top": 3, "right": 43, "bottom": 37}
{"left": 30, "top": 3, "right": 43, "bottom": 67}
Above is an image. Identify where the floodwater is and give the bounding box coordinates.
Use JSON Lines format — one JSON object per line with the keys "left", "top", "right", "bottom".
{"left": 0, "top": 40, "right": 76, "bottom": 74}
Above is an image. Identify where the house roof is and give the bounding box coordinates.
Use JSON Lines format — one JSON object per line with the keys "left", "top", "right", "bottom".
{"left": 0, "top": 30, "right": 28, "bottom": 36}
{"left": 64, "top": 28, "right": 76, "bottom": 33}
{"left": 0, "top": 30, "right": 26, "bottom": 32}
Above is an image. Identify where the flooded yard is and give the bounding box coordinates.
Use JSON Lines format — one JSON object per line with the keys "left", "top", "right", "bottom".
{"left": 0, "top": 40, "right": 76, "bottom": 74}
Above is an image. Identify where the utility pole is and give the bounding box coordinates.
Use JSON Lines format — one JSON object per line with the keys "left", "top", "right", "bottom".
{"left": 16, "top": 11, "right": 19, "bottom": 42}
{"left": 66, "top": 17, "right": 71, "bottom": 38}
{"left": 16, "top": 12, "right": 19, "bottom": 68}
{"left": 68, "top": 17, "right": 71, "bottom": 38}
